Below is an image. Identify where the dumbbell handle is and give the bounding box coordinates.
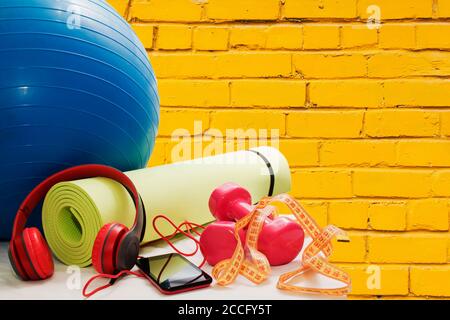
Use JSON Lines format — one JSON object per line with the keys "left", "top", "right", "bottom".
{"left": 229, "top": 200, "right": 253, "bottom": 220}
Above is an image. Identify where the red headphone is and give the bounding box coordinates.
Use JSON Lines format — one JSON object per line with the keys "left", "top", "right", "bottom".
{"left": 8, "top": 164, "right": 145, "bottom": 281}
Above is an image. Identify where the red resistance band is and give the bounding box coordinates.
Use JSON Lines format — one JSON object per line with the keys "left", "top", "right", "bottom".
{"left": 82, "top": 215, "right": 205, "bottom": 298}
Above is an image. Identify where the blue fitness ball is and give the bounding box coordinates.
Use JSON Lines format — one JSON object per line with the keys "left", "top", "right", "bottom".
{"left": 0, "top": 0, "right": 160, "bottom": 239}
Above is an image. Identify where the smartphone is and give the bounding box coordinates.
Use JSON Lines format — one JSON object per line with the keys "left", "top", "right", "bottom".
{"left": 136, "top": 254, "right": 212, "bottom": 295}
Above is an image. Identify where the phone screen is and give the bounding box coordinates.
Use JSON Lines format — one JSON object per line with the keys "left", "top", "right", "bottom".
{"left": 136, "top": 254, "right": 212, "bottom": 293}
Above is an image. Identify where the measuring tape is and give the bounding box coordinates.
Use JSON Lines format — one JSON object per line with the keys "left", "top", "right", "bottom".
{"left": 211, "top": 194, "right": 351, "bottom": 296}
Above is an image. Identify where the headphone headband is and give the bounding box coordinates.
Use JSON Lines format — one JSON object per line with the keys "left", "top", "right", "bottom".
{"left": 11, "top": 164, "right": 145, "bottom": 241}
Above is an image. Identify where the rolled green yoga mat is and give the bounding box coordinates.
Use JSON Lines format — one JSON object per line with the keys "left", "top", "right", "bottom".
{"left": 42, "top": 147, "right": 291, "bottom": 266}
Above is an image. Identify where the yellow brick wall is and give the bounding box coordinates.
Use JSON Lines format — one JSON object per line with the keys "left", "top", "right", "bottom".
{"left": 109, "top": 0, "right": 450, "bottom": 299}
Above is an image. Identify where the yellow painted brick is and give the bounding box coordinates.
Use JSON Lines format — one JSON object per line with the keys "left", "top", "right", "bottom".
{"left": 411, "top": 266, "right": 450, "bottom": 296}
{"left": 438, "top": 0, "right": 450, "bottom": 17}
{"left": 398, "top": 140, "right": 450, "bottom": 167}
{"left": 320, "top": 140, "right": 396, "bottom": 166}
{"left": 149, "top": 52, "right": 291, "bottom": 78}
{"left": 159, "top": 109, "right": 209, "bottom": 136}
{"left": 284, "top": 0, "right": 357, "bottom": 18}
{"left": 432, "top": 171, "right": 450, "bottom": 196}
{"left": 442, "top": 112, "right": 450, "bottom": 136}
{"left": 368, "top": 52, "right": 450, "bottom": 78}
{"left": 358, "top": 0, "right": 433, "bottom": 19}
{"left": 278, "top": 140, "right": 319, "bottom": 166}
{"left": 230, "top": 26, "right": 267, "bottom": 49}
{"left": 266, "top": 25, "right": 303, "bottom": 49}
{"left": 288, "top": 111, "right": 364, "bottom": 138}
{"left": 340, "top": 265, "right": 409, "bottom": 295}
{"left": 159, "top": 80, "right": 229, "bottom": 107}
{"left": 130, "top": 0, "right": 203, "bottom": 21}
{"left": 293, "top": 54, "right": 367, "bottom": 79}
{"left": 231, "top": 80, "right": 306, "bottom": 107}
{"left": 215, "top": 53, "right": 292, "bottom": 78}
{"left": 210, "top": 110, "right": 285, "bottom": 133}
{"left": 417, "top": 23, "right": 450, "bottom": 49}
{"left": 341, "top": 25, "right": 377, "bottom": 48}
{"left": 166, "top": 138, "right": 207, "bottom": 163}
{"left": 407, "top": 199, "right": 449, "bottom": 231}
{"left": 368, "top": 203, "right": 407, "bottom": 231}
{"left": 156, "top": 25, "right": 192, "bottom": 50}
{"left": 298, "top": 201, "right": 328, "bottom": 226}
{"left": 364, "top": 110, "right": 439, "bottom": 138}
{"left": 368, "top": 233, "right": 448, "bottom": 263}
{"left": 303, "top": 25, "right": 340, "bottom": 49}
{"left": 310, "top": 81, "right": 382, "bottom": 108}
{"left": 379, "top": 24, "right": 416, "bottom": 49}
{"left": 131, "top": 24, "right": 154, "bottom": 49}
{"left": 292, "top": 170, "right": 353, "bottom": 198}
{"left": 193, "top": 27, "right": 229, "bottom": 51}
{"left": 384, "top": 80, "right": 450, "bottom": 107}
{"left": 148, "top": 140, "right": 166, "bottom": 166}
{"left": 328, "top": 201, "right": 369, "bottom": 229}
{"left": 206, "top": 0, "right": 279, "bottom": 20}
{"left": 108, "top": 0, "right": 129, "bottom": 16}
{"left": 353, "top": 169, "right": 432, "bottom": 198}
{"left": 329, "top": 233, "right": 366, "bottom": 263}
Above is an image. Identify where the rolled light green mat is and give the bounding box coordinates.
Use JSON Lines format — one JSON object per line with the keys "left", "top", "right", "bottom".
{"left": 42, "top": 147, "right": 291, "bottom": 266}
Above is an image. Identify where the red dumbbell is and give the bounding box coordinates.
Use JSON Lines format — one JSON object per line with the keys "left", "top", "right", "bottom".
{"left": 200, "top": 183, "right": 305, "bottom": 266}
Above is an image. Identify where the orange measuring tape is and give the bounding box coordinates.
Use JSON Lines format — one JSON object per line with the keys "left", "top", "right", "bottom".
{"left": 211, "top": 194, "right": 352, "bottom": 296}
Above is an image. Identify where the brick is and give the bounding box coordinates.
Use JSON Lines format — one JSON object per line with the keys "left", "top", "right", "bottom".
{"left": 166, "top": 138, "right": 206, "bottom": 163}
{"left": 303, "top": 25, "right": 340, "bottom": 49}
{"left": 131, "top": 24, "right": 154, "bottom": 49}
{"left": 341, "top": 25, "right": 377, "bottom": 48}
{"left": 266, "top": 25, "right": 303, "bottom": 49}
{"left": 379, "top": 24, "right": 416, "bottom": 49}
{"left": 368, "top": 203, "right": 407, "bottom": 231}
{"left": 328, "top": 201, "right": 369, "bottom": 229}
{"left": 230, "top": 26, "right": 267, "bottom": 49}
{"left": 159, "top": 109, "right": 209, "bottom": 136}
{"left": 287, "top": 111, "right": 364, "bottom": 138}
{"left": 398, "top": 140, "right": 450, "bottom": 167}
{"left": 384, "top": 80, "right": 450, "bottom": 107}
{"left": 108, "top": 0, "right": 129, "bottom": 16}
{"left": 368, "top": 233, "right": 448, "bottom": 263}
{"left": 293, "top": 54, "right": 367, "bottom": 79}
{"left": 278, "top": 140, "right": 319, "bottom": 166}
{"left": 159, "top": 80, "right": 229, "bottom": 107}
{"left": 368, "top": 52, "right": 450, "bottom": 78}
{"left": 130, "top": 0, "right": 203, "bottom": 21}
{"left": 298, "top": 201, "right": 328, "bottom": 226}
{"left": 149, "top": 52, "right": 291, "bottom": 78}
{"left": 353, "top": 169, "right": 432, "bottom": 198}
{"left": 440, "top": 113, "right": 450, "bottom": 137}
{"left": 407, "top": 199, "right": 449, "bottom": 231}
{"left": 148, "top": 140, "right": 166, "bottom": 166}
{"left": 206, "top": 0, "right": 279, "bottom": 20}
{"left": 411, "top": 266, "right": 450, "bottom": 296}
{"left": 329, "top": 233, "right": 366, "bottom": 263}
{"left": 340, "top": 265, "right": 409, "bottom": 295}
{"left": 284, "top": 0, "right": 357, "bottom": 19}
{"left": 417, "top": 23, "right": 450, "bottom": 49}
{"left": 364, "top": 110, "right": 439, "bottom": 137}
{"left": 193, "top": 27, "right": 229, "bottom": 51}
{"left": 210, "top": 110, "right": 285, "bottom": 134}
{"left": 438, "top": 0, "right": 450, "bottom": 17}
{"left": 231, "top": 80, "right": 306, "bottom": 107}
{"left": 292, "top": 170, "right": 353, "bottom": 198}
{"left": 320, "top": 140, "right": 396, "bottom": 166}
{"left": 310, "top": 81, "right": 382, "bottom": 108}
{"left": 358, "top": 0, "right": 433, "bottom": 19}
{"left": 156, "top": 25, "right": 192, "bottom": 50}
{"left": 432, "top": 171, "right": 450, "bottom": 196}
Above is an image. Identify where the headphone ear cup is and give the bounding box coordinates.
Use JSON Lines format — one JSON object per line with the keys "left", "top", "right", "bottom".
{"left": 22, "top": 228, "right": 54, "bottom": 280}
{"left": 92, "top": 223, "right": 129, "bottom": 275}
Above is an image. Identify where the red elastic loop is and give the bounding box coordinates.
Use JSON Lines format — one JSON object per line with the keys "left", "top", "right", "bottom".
{"left": 152, "top": 215, "right": 206, "bottom": 268}
{"left": 82, "top": 270, "right": 144, "bottom": 298}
